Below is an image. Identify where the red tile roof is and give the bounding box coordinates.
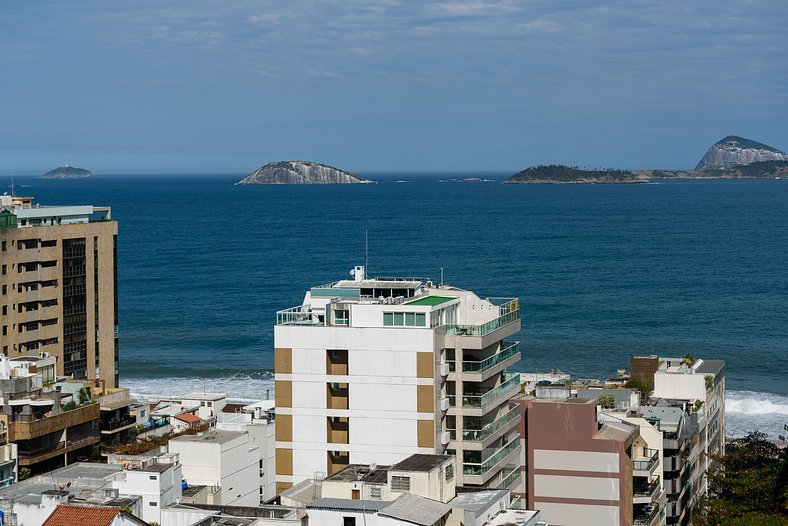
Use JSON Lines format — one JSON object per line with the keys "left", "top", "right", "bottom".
{"left": 174, "top": 413, "right": 201, "bottom": 424}
{"left": 43, "top": 506, "right": 121, "bottom": 526}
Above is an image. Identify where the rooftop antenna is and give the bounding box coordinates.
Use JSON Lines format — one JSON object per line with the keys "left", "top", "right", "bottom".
{"left": 11, "top": 174, "right": 14, "bottom": 197}
{"left": 440, "top": 267, "right": 444, "bottom": 287}
{"left": 365, "top": 229, "right": 368, "bottom": 278}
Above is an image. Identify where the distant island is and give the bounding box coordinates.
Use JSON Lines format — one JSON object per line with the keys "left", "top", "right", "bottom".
{"left": 507, "top": 136, "right": 788, "bottom": 184}
{"left": 238, "top": 161, "right": 371, "bottom": 185}
{"left": 41, "top": 166, "right": 93, "bottom": 179}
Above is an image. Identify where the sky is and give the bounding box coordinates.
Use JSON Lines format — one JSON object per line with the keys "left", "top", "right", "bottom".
{"left": 1, "top": 0, "right": 787, "bottom": 174}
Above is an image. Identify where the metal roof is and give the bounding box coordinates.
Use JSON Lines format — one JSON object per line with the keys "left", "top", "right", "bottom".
{"left": 307, "top": 498, "right": 388, "bottom": 512}
{"left": 379, "top": 493, "right": 452, "bottom": 525}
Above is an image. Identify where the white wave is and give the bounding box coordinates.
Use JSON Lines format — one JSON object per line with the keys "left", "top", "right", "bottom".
{"left": 120, "top": 374, "right": 274, "bottom": 403}
{"left": 725, "top": 390, "right": 788, "bottom": 439}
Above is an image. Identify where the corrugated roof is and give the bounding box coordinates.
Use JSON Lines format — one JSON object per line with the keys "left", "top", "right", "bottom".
{"left": 174, "top": 413, "right": 201, "bottom": 424}
{"left": 379, "top": 493, "right": 452, "bottom": 525}
{"left": 695, "top": 359, "right": 724, "bottom": 375}
{"left": 307, "top": 498, "right": 388, "bottom": 512}
{"left": 43, "top": 506, "right": 121, "bottom": 526}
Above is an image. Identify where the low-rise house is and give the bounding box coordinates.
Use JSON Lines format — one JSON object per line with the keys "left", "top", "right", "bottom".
{"left": 43, "top": 505, "right": 149, "bottom": 526}
{"left": 307, "top": 493, "right": 453, "bottom": 526}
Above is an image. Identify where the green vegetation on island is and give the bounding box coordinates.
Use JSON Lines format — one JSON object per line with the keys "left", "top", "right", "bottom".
{"left": 506, "top": 164, "right": 648, "bottom": 184}
{"left": 41, "top": 166, "right": 93, "bottom": 179}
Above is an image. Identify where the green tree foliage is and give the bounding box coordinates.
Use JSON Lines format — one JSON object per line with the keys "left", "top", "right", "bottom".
{"left": 63, "top": 400, "right": 78, "bottom": 411}
{"left": 78, "top": 387, "right": 90, "bottom": 404}
{"left": 623, "top": 379, "right": 650, "bottom": 400}
{"left": 598, "top": 394, "right": 615, "bottom": 408}
{"left": 695, "top": 432, "right": 788, "bottom": 526}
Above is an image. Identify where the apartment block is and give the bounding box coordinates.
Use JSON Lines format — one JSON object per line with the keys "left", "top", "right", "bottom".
{"left": 274, "top": 266, "right": 522, "bottom": 495}
{"left": 0, "top": 195, "right": 119, "bottom": 387}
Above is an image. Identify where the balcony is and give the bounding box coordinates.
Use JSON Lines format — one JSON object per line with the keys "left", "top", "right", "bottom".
{"left": 276, "top": 305, "right": 321, "bottom": 326}
{"left": 633, "top": 477, "right": 661, "bottom": 504}
{"left": 462, "top": 440, "right": 520, "bottom": 478}
{"left": 9, "top": 403, "right": 100, "bottom": 441}
{"left": 101, "top": 415, "right": 137, "bottom": 434}
{"left": 460, "top": 374, "right": 520, "bottom": 413}
{"left": 633, "top": 505, "right": 660, "bottom": 526}
{"left": 495, "top": 467, "right": 522, "bottom": 490}
{"left": 445, "top": 298, "right": 519, "bottom": 337}
{"left": 457, "top": 407, "right": 520, "bottom": 445}
{"left": 633, "top": 448, "right": 659, "bottom": 477}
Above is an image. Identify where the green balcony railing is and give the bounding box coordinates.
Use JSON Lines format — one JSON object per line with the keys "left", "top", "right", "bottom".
{"left": 462, "top": 342, "right": 520, "bottom": 373}
{"left": 446, "top": 298, "right": 520, "bottom": 337}
{"left": 462, "top": 373, "right": 520, "bottom": 408}
{"left": 463, "top": 440, "right": 519, "bottom": 476}
{"left": 496, "top": 467, "right": 522, "bottom": 490}
{"left": 461, "top": 408, "right": 519, "bottom": 442}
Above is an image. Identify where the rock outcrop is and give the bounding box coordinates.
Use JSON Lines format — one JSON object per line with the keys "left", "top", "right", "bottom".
{"left": 695, "top": 136, "right": 788, "bottom": 171}
{"left": 506, "top": 164, "right": 649, "bottom": 184}
{"left": 41, "top": 166, "right": 93, "bottom": 179}
{"left": 238, "top": 161, "right": 370, "bottom": 185}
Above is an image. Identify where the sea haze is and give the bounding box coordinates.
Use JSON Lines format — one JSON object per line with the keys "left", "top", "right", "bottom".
{"left": 14, "top": 174, "right": 788, "bottom": 438}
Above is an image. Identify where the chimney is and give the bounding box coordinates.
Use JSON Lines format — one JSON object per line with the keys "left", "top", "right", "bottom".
{"left": 52, "top": 386, "right": 62, "bottom": 415}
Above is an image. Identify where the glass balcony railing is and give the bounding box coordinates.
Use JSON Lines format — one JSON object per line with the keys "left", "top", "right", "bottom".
{"left": 496, "top": 467, "right": 522, "bottom": 490}
{"left": 276, "top": 305, "right": 321, "bottom": 326}
{"left": 446, "top": 298, "right": 519, "bottom": 337}
{"left": 633, "top": 448, "right": 659, "bottom": 473}
{"left": 462, "top": 373, "right": 521, "bottom": 408}
{"left": 633, "top": 505, "right": 660, "bottom": 526}
{"left": 463, "top": 440, "right": 519, "bottom": 476}
{"left": 462, "top": 342, "right": 520, "bottom": 373}
{"left": 461, "top": 408, "right": 519, "bottom": 442}
{"left": 634, "top": 477, "right": 661, "bottom": 501}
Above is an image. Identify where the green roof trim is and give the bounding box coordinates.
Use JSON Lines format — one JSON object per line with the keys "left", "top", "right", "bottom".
{"left": 406, "top": 296, "right": 454, "bottom": 306}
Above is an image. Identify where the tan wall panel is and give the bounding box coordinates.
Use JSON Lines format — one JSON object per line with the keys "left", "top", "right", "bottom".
{"left": 276, "top": 447, "right": 293, "bottom": 475}
{"left": 276, "top": 414, "right": 292, "bottom": 442}
{"left": 416, "top": 352, "right": 434, "bottom": 378}
{"left": 417, "top": 419, "right": 434, "bottom": 448}
{"left": 417, "top": 385, "right": 434, "bottom": 412}
{"left": 275, "top": 348, "right": 292, "bottom": 374}
{"left": 275, "top": 380, "right": 292, "bottom": 408}
{"left": 276, "top": 482, "right": 293, "bottom": 495}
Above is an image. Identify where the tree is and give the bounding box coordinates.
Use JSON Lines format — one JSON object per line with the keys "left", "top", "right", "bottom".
{"left": 694, "top": 432, "right": 788, "bottom": 526}
{"left": 598, "top": 394, "right": 615, "bottom": 409}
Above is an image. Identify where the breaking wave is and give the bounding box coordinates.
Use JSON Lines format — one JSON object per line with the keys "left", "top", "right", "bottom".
{"left": 725, "top": 390, "right": 788, "bottom": 439}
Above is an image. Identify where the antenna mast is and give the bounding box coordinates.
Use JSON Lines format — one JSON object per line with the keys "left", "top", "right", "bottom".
{"left": 365, "top": 229, "right": 368, "bottom": 278}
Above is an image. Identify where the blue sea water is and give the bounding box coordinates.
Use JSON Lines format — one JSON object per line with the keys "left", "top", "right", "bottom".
{"left": 12, "top": 174, "right": 788, "bottom": 438}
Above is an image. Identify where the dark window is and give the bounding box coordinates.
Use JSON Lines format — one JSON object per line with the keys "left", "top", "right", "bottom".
{"left": 343, "top": 518, "right": 356, "bottom": 526}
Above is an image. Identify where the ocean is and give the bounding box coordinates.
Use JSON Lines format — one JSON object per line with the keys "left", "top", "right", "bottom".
{"left": 12, "top": 173, "right": 788, "bottom": 439}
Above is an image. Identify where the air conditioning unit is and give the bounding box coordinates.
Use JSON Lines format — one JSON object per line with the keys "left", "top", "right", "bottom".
{"left": 440, "top": 398, "right": 450, "bottom": 411}
{"left": 440, "top": 432, "right": 451, "bottom": 445}
{"left": 439, "top": 363, "right": 450, "bottom": 376}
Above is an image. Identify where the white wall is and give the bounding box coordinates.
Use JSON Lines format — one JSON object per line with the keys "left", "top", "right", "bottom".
{"left": 653, "top": 373, "right": 705, "bottom": 402}
{"left": 533, "top": 449, "right": 619, "bottom": 473}
{"left": 534, "top": 501, "right": 620, "bottom": 526}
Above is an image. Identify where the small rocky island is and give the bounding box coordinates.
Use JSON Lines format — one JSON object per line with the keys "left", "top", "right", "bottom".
{"left": 695, "top": 135, "right": 788, "bottom": 170}
{"left": 41, "top": 166, "right": 93, "bottom": 179}
{"left": 237, "top": 161, "right": 371, "bottom": 185}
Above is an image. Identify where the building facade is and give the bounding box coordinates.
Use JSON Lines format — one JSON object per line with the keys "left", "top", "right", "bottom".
{"left": 0, "top": 195, "right": 119, "bottom": 387}
{"left": 273, "top": 267, "right": 522, "bottom": 495}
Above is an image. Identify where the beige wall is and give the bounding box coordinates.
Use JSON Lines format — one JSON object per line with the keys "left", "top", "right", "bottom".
{"left": 0, "top": 221, "right": 118, "bottom": 386}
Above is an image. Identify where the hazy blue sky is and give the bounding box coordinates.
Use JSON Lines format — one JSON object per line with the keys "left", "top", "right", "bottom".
{"left": 2, "top": 0, "right": 786, "bottom": 173}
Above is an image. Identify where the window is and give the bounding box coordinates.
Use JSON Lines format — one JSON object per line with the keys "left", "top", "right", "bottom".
{"left": 384, "top": 312, "right": 426, "bottom": 327}
{"left": 391, "top": 476, "right": 411, "bottom": 492}
{"left": 1, "top": 265, "right": 5, "bottom": 275}
{"left": 334, "top": 309, "right": 349, "bottom": 326}
{"left": 445, "top": 463, "right": 455, "bottom": 482}
{"left": 383, "top": 313, "right": 393, "bottom": 326}
{"left": 149, "top": 501, "right": 157, "bottom": 507}
{"left": 149, "top": 475, "right": 157, "bottom": 480}
{"left": 370, "top": 486, "right": 382, "bottom": 499}
{"left": 343, "top": 518, "right": 356, "bottom": 526}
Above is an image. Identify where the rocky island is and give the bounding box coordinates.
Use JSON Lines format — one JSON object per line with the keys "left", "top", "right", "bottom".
{"left": 507, "top": 136, "right": 788, "bottom": 184}
{"left": 238, "top": 161, "right": 371, "bottom": 185}
{"left": 506, "top": 165, "right": 649, "bottom": 184}
{"left": 41, "top": 166, "right": 93, "bottom": 179}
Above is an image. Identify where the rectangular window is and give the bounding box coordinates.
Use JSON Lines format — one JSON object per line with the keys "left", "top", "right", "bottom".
{"left": 383, "top": 313, "right": 393, "bottom": 326}
{"left": 149, "top": 501, "right": 157, "bottom": 506}
{"left": 391, "top": 476, "right": 411, "bottom": 492}
{"left": 149, "top": 475, "right": 157, "bottom": 480}
{"left": 405, "top": 313, "right": 415, "bottom": 326}
{"left": 343, "top": 518, "right": 356, "bottom": 526}
{"left": 392, "top": 312, "right": 404, "bottom": 326}
{"left": 415, "top": 313, "right": 426, "bottom": 326}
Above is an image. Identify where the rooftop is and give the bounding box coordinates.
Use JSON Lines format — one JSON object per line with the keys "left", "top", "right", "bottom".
{"left": 405, "top": 295, "right": 455, "bottom": 306}
{"left": 391, "top": 454, "right": 453, "bottom": 472}
{"left": 325, "top": 464, "right": 390, "bottom": 484}
{"left": 43, "top": 506, "right": 125, "bottom": 526}
{"left": 451, "top": 490, "right": 509, "bottom": 515}
{"left": 170, "top": 429, "right": 243, "bottom": 444}
{"left": 694, "top": 359, "right": 725, "bottom": 376}
{"left": 174, "top": 413, "right": 202, "bottom": 424}
{"left": 181, "top": 392, "right": 226, "bottom": 401}
{"left": 486, "top": 509, "right": 545, "bottom": 526}
{"left": 307, "top": 498, "right": 388, "bottom": 512}
{"left": 379, "top": 493, "right": 452, "bottom": 525}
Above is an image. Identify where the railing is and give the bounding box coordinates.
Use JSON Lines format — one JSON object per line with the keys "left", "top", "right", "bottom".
{"left": 634, "top": 477, "right": 661, "bottom": 500}
{"left": 633, "top": 505, "right": 660, "bottom": 526}
{"left": 461, "top": 407, "right": 519, "bottom": 442}
{"left": 633, "top": 448, "right": 659, "bottom": 473}
{"left": 463, "top": 440, "right": 519, "bottom": 476}
{"left": 509, "top": 496, "right": 523, "bottom": 510}
{"left": 462, "top": 342, "right": 520, "bottom": 373}
{"left": 276, "top": 305, "right": 321, "bottom": 326}
{"left": 496, "top": 467, "right": 521, "bottom": 489}
{"left": 103, "top": 415, "right": 137, "bottom": 431}
{"left": 462, "top": 374, "right": 520, "bottom": 408}
{"left": 445, "top": 298, "right": 520, "bottom": 337}
{"left": 0, "top": 477, "right": 14, "bottom": 488}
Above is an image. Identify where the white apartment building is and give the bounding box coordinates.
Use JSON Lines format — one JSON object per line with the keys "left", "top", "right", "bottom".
{"left": 169, "top": 429, "right": 261, "bottom": 506}
{"left": 274, "top": 267, "right": 522, "bottom": 495}
{"left": 216, "top": 399, "right": 277, "bottom": 503}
